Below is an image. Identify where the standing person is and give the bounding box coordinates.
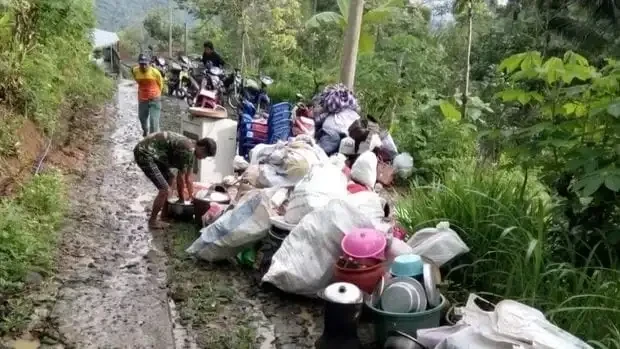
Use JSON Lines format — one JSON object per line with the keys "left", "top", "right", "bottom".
{"left": 133, "top": 131, "right": 217, "bottom": 229}
{"left": 201, "top": 41, "right": 225, "bottom": 68}
{"left": 132, "top": 53, "right": 164, "bottom": 137}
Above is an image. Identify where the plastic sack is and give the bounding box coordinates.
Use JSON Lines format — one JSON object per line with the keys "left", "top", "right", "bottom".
{"left": 393, "top": 152, "right": 414, "bottom": 179}
{"left": 350, "top": 151, "right": 378, "bottom": 188}
{"left": 386, "top": 237, "right": 414, "bottom": 262}
{"left": 406, "top": 221, "right": 469, "bottom": 266}
{"left": 329, "top": 153, "right": 347, "bottom": 170}
{"left": 317, "top": 127, "right": 343, "bottom": 156}
{"left": 283, "top": 163, "right": 348, "bottom": 225}
{"left": 419, "top": 294, "right": 594, "bottom": 349}
{"left": 250, "top": 143, "right": 277, "bottom": 164}
{"left": 233, "top": 155, "right": 249, "bottom": 172}
{"left": 358, "top": 133, "right": 382, "bottom": 154}
{"left": 379, "top": 131, "right": 398, "bottom": 159}
{"left": 186, "top": 188, "right": 277, "bottom": 262}
{"left": 262, "top": 196, "right": 388, "bottom": 296}
{"left": 339, "top": 137, "right": 356, "bottom": 155}
{"left": 417, "top": 324, "right": 514, "bottom": 349}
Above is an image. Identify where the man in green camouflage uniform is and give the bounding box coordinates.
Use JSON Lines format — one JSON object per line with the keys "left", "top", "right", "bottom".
{"left": 133, "top": 131, "right": 217, "bottom": 229}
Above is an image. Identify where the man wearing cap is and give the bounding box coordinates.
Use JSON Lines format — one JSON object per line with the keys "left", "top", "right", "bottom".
{"left": 132, "top": 53, "right": 164, "bottom": 137}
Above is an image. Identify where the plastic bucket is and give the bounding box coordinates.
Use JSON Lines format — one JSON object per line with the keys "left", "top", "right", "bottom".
{"left": 365, "top": 295, "right": 446, "bottom": 346}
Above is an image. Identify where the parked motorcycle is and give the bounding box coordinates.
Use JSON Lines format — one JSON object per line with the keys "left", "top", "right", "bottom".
{"left": 241, "top": 74, "right": 273, "bottom": 117}
{"left": 189, "top": 64, "right": 225, "bottom": 108}
{"left": 151, "top": 55, "right": 167, "bottom": 77}
{"left": 167, "top": 56, "right": 192, "bottom": 98}
{"left": 224, "top": 68, "right": 243, "bottom": 110}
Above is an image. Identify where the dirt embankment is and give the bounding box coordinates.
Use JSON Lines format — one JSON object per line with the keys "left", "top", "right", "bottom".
{"left": 0, "top": 101, "right": 114, "bottom": 197}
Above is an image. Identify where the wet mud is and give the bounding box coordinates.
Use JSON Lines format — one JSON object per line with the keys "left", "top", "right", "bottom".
{"left": 47, "top": 81, "right": 180, "bottom": 349}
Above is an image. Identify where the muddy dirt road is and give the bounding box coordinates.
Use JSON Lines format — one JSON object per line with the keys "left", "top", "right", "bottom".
{"left": 48, "top": 81, "right": 178, "bottom": 348}
{"left": 46, "top": 80, "right": 329, "bottom": 349}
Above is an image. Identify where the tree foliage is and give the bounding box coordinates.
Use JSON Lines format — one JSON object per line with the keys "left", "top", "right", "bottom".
{"left": 143, "top": 9, "right": 184, "bottom": 50}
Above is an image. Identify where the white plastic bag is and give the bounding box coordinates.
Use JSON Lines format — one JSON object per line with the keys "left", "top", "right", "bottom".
{"left": 262, "top": 197, "right": 387, "bottom": 296}
{"left": 329, "top": 153, "right": 347, "bottom": 170}
{"left": 406, "top": 221, "right": 469, "bottom": 266}
{"left": 358, "top": 133, "right": 382, "bottom": 154}
{"left": 418, "top": 324, "right": 515, "bottom": 349}
{"left": 386, "top": 238, "right": 414, "bottom": 262}
{"left": 233, "top": 155, "right": 249, "bottom": 172}
{"left": 186, "top": 188, "right": 277, "bottom": 261}
{"left": 380, "top": 131, "right": 398, "bottom": 158}
{"left": 350, "top": 151, "right": 378, "bottom": 188}
{"left": 345, "top": 191, "right": 387, "bottom": 221}
{"left": 393, "top": 152, "right": 414, "bottom": 179}
{"left": 283, "top": 163, "right": 348, "bottom": 225}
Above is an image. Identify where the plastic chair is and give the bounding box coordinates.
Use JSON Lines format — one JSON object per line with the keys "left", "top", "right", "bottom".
{"left": 267, "top": 103, "right": 292, "bottom": 144}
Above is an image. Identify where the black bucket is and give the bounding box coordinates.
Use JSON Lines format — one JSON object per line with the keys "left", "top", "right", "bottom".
{"left": 254, "top": 225, "right": 290, "bottom": 283}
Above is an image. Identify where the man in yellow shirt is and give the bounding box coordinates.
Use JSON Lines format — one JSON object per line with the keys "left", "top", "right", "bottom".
{"left": 132, "top": 53, "right": 164, "bottom": 137}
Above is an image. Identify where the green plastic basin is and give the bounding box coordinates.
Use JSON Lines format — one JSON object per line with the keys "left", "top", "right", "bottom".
{"left": 365, "top": 295, "right": 446, "bottom": 346}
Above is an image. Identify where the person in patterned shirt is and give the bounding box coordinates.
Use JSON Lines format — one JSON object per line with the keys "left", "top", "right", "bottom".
{"left": 133, "top": 131, "right": 217, "bottom": 229}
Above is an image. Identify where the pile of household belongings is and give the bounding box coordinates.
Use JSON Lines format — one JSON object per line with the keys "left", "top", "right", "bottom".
{"left": 417, "top": 293, "right": 593, "bottom": 349}
{"left": 310, "top": 83, "right": 415, "bottom": 186}
{"left": 186, "top": 85, "right": 429, "bottom": 297}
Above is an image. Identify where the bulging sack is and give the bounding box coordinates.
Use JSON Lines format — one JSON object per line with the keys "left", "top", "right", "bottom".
{"left": 350, "top": 151, "right": 378, "bottom": 188}
{"left": 186, "top": 188, "right": 277, "bottom": 262}
{"left": 283, "top": 163, "right": 348, "bottom": 225}
{"left": 262, "top": 195, "right": 388, "bottom": 296}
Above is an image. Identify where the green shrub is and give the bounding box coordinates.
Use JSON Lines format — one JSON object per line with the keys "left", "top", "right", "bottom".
{"left": 396, "top": 163, "right": 620, "bottom": 344}
{"left": 0, "top": 0, "right": 114, "bottom": 132}
{"left": 392, "top": 94, "right": 478, "bottom": 181}
{"left": 0, "top": 172, "right": 66, "bottom": 293}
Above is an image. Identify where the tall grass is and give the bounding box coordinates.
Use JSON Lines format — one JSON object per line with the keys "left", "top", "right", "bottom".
{"left": 0, "top": 172, "right": 66, "bottom": 334}
{"left": 396, "top": 163, "right": 620, "bottom": 346}
{"left": 0, "top": 172, "right": 66, "bottom": 290}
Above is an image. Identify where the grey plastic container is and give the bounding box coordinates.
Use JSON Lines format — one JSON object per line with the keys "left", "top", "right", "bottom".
{"left": 365, "top": 295, "right": 446, "bottom": 346}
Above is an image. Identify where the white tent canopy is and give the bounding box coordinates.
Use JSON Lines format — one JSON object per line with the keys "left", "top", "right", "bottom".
{"left": 92, "top": 28, "right": 119, "bottom": 49}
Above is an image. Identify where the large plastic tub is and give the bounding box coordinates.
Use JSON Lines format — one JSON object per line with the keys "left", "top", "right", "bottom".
{"left": 365, "top": 295, "right": 446, "bottom": 346}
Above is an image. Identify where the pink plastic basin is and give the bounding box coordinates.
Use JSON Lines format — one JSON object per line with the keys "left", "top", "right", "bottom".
{"left": 342, "top": 228, "right": 387, "bottom": 260}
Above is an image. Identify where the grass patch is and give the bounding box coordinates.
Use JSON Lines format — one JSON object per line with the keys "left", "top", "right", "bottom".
{"left": 0, "top": 111, "right": 23, "bottom": 157}
{"left": 0, "top": 171, "right": 67, "bottom": 334}
{"left": 167, "top": 224, "right": 256, "bottom": 349}
{"left": 397, "top": 163, "right": 620, "bottom": 347}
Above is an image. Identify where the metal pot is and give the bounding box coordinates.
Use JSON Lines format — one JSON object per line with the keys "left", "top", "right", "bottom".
{"left": 167, "top": 199, "right": 194, "bottom": 221}
{"left": 384, "top": 331, "right": 426, "bottom": 349}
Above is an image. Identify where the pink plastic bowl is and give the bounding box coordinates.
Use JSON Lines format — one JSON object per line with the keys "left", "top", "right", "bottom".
{"left": 341, "top": 228, "right": 387, "bottom": 260}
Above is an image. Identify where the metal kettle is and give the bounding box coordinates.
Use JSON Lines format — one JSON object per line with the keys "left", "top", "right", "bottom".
{"left": 315, "top": 282, "right": 363, "bottom": 349}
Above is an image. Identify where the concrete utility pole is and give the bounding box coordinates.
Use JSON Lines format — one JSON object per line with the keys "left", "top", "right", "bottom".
{"left": 184, "top": 21, "right": 188, "bottom": 55}
{"left": 168, "top": 0, "right": 173, "bottom": 57}
{"left": 339, "top": 0, "right": 364, "bottom": 90}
